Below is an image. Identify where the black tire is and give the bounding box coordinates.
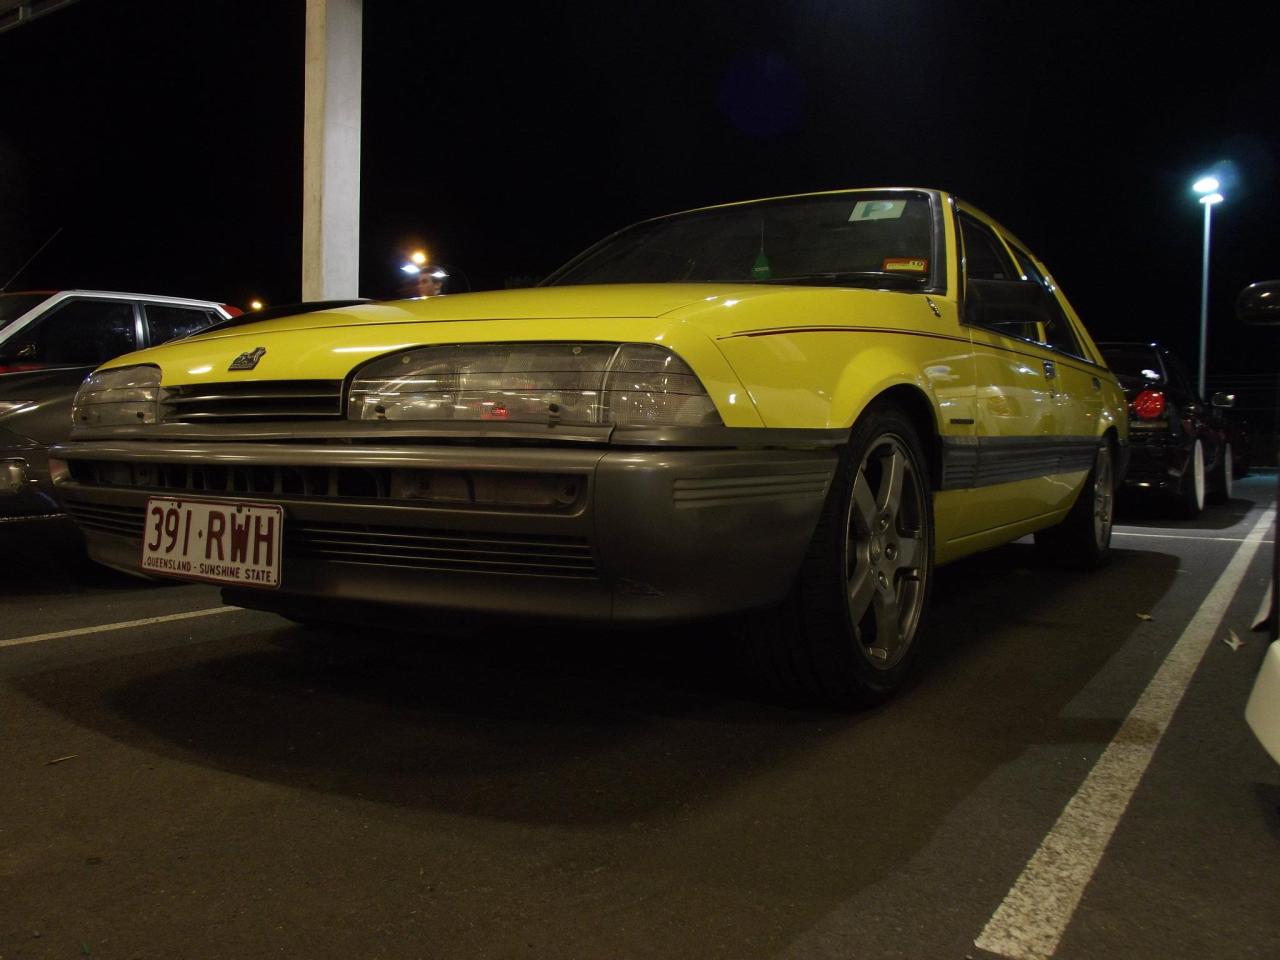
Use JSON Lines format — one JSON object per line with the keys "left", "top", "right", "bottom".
{"left": 744, "top": 401, "right": 934, "bottom": 708}
{"left": 1173, "top": 438, "right": 1206, "bottom": 519}
{"left": 1207, "top": 442, "right": 1233, "bottom": 504}
{"left": 1034, "top": 441, "right": 1115, "bottom": 570}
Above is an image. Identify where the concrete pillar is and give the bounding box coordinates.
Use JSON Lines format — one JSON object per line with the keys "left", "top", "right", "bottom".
{"left": 302, "top": 0, "right": 362, "bottom": 300}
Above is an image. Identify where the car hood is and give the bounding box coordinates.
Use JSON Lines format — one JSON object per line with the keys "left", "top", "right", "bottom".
{"left": 178, "top": 286, "right": 734, "bottom": 340}
{"left": 94, "top": 282, "right": 943, "bottom": 391}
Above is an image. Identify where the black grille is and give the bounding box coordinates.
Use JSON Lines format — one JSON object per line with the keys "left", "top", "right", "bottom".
{"left": 161, "top": 380, "right": 343, "bottom": 422}
{"left": 66, "top": 460, "right": 585, "bottom": 510}
{"left": 289, "top": 523, "right": 597, "bottom": 579}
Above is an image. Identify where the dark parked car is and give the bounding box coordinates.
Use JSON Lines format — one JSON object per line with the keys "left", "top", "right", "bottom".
{"left": 1098, "top": 341, "right": 1234, "bottom": 517}
{"left": 1, "top": 290, "right": 238, "bottom": 519}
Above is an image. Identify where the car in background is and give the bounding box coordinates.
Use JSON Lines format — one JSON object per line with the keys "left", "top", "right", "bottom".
{"left": 53, "top": 188, "right": 1128, "bottom": 706}
{"left": 1098, "top": 341, "right": 1233, "bottom": 517}
{"left": 1, "top": 290, "right": 239, "bottom": 520}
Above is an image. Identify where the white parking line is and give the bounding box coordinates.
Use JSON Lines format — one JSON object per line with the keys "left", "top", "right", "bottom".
{"left": 974, "top": 507, "right": 1275, "bottom": 960}
{"left": 0, "top": 606, "right": 242, "bottom": 650}
{"left": 1113, "top": 531, "right": 1275, "bottom": 544}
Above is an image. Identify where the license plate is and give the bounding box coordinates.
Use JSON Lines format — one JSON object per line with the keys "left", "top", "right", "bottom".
{"left": 140, "top": 497, "right": 283, "bottom": 588}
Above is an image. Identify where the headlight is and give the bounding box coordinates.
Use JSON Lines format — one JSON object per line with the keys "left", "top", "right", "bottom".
{"left": 72, "top": 365, "right": 162, "bottom": 427}
{"left": 348, "top": 342, "right": 722, "bottom": 427}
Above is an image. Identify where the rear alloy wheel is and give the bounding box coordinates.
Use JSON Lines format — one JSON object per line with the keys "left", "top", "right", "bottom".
{"left": 1175, "top": 438, "right": 1206, "bottom": 518}
{"left": 1208, "top": 442, "right": 1233, "bottom": 504}
{"left": 1034, "top": 441, "right": 1114, "bottom": 569}
{"left": 746, "top": 402, "right": 934, "bottom": 707}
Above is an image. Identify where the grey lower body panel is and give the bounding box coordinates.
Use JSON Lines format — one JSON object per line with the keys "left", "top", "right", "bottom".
{"left": 53, "top": 443, "right": 837, "bottom": 623}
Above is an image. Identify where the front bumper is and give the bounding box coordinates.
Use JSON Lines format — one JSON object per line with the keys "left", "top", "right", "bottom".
{"left": 51, "top": 435, "right": 838, "bottom": 623}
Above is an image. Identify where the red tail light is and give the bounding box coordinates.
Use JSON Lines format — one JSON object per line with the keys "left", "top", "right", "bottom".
{"left": 1133, "top": 389, "right": 1166, "bottom": 420}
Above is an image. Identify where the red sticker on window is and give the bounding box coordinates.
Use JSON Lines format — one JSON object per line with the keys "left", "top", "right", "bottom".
{"left": 882, "top": 258, "right": 929, "bottom": 273}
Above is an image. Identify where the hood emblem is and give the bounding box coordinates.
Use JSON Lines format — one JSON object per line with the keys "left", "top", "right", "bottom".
{"left": 228, "top": 347, "right": 267, "bottom": 371}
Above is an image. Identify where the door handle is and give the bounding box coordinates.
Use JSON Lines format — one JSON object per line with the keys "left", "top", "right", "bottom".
{"left": 1043, "top": 360, "right": 1056, "bottom": 379}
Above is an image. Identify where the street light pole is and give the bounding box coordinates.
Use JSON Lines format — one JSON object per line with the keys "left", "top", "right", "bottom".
{"left": 1192, "top": 175, "right": 1224, "bottom": 399}
{"left": 1199, "top": 197, "right": 1212, "bottom": 398}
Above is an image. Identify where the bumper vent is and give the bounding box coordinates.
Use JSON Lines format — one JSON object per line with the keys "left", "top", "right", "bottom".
{"left": 289, "top": 523, "right": 597, "bottom": 579}
{"left": 161, "top": 381, "right": 343, "bottom": 422}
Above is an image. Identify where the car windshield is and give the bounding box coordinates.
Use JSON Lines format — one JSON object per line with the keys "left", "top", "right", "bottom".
{"left": 546, "top": 192, "right": 936, "bottom": 289}
{"left": 0, "top": 292, "right": 52, "bottom": 332}
{"left": 1102, "top": 346, "right": 1165, "bottom": 391}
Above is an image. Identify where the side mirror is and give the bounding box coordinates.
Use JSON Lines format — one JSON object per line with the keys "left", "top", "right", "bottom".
{"left": 965, "top": 278, "right": 1053, "bottom": 339}
{"left": 1236, "top": 280, "right": 1280, "bottom": 326}
{"left": 1211, "top": 392, "right": 1236, "bottom": 409}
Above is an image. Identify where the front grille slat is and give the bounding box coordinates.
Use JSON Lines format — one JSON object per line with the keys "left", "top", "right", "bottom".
{"left": 161, "top": 380, "right": 343, "bottom": 423}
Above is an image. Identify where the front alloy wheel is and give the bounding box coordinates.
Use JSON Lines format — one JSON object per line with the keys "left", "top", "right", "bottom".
{"left": 845, "top": 434, "right": 928, "bottom": 671}
{"left": 745, "top": 401, "right": 934, "bottom": 707}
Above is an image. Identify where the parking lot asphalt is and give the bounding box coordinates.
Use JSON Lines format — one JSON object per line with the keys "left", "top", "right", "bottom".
{"left": 1, "top": 477, "right": 1277, "bottom": 960}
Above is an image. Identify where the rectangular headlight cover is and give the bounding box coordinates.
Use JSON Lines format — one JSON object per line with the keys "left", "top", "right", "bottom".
{"left": 72, "top": 365, "right": 162, "bottom": 427}
{"left": 348, "top": 343, "right": 722, "bottom": 427}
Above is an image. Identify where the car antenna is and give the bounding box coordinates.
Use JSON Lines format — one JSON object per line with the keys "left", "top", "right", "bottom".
{"left": 0, "top": 227, "right": 63, "bottom": 293}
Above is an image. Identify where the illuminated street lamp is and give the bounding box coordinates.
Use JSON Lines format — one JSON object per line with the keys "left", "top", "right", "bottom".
{"left": 1192, "top": 175, "right": 1224, "bottom": 398}
{"left": 249, "top": 299, "right": 264, "bottom": 311}
{"left": 410, "top": 249, "right": 428, "bottom": 266}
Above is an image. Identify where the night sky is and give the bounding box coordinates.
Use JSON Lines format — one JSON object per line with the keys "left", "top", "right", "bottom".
{"left": 1, "top": 0, "right": 1276, "bottom": 388}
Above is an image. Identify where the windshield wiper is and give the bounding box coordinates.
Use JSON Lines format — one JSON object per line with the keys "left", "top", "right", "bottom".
{"left": 754, "top": 271, "right": 927, "bottom": 289}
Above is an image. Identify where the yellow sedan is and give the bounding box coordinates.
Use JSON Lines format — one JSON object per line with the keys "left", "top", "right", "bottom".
{"left": 52, "top": 188, "right": 1127, "bottom": 706}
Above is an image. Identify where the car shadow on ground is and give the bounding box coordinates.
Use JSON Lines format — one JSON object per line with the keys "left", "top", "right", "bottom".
{"left": 12, "top": 541, "right": 1183, "bottom": 954}
{"left": 1116, "top": 491, "right": 1258, "bottom": 531}
{"left": 0, "top": 520, "right": 160, "bottom": 597}
{"left": 19, "top": 542, "right": 1183, "bottom": 824}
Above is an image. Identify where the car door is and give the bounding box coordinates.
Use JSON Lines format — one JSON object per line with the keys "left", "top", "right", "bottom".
{"left": 0, "top": 296, "right": 141, "bottom": 368}
{"left": 954, "top": 210, "right": 1063, "bottom": 536}
{"left": 1003, "top": 240, "right": 1108, "bottom": 447}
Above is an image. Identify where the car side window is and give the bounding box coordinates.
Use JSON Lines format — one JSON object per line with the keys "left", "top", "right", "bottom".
{"left": 959, "top": 213, "right": 1017, "bottom": 281}
{"left": 1008, "top": 246, "right": 1083, "bottom": 357}
{"left": 2, "top": 299, "right": 138, "bottom": 365}
{"left": 144, "top": 304, "right": 217, "bottom": 345}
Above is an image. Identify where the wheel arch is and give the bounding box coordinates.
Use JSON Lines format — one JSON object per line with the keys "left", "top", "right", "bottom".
{"left": 856, "top": 382, "right": 943, "bottom": 492}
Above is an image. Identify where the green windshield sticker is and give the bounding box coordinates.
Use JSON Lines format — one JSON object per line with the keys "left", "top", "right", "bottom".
{"left": 751, "top": 249, "right": 772, "bottom": 280}
{"left": 849, "top": 200, "right": 906, "bottom": 221}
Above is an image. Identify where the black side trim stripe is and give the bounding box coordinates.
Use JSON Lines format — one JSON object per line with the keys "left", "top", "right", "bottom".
{"left": 940, "top": 435, "right": 1099, "bottom": 490}
{"left": 721, "top": 325, "right": 971, "bottom": 347}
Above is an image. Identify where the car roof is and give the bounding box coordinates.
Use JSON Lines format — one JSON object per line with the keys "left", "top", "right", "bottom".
{"left": 37, "top": 289, "right": 229, "bottom": 307}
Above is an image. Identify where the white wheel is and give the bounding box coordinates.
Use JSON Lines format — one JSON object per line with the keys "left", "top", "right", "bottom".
{"left": 1175, "top": 439, "right": 1205, "bottom": 518}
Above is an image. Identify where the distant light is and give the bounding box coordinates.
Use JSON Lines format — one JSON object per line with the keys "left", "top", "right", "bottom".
{"left": 1199, "top": 192, "right": 1224, "bottom": 205}
{"left": 250, "top": 299, "right": 264, "bottom": 311}
{"left": 1192, "top": 176, "right": 1220, "bottom": 194}
{"left": 410, "top": 250, "right": 428, "bottom": 265}
{"left": 401, "top": 263, "right": 421, "bottom": 275}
